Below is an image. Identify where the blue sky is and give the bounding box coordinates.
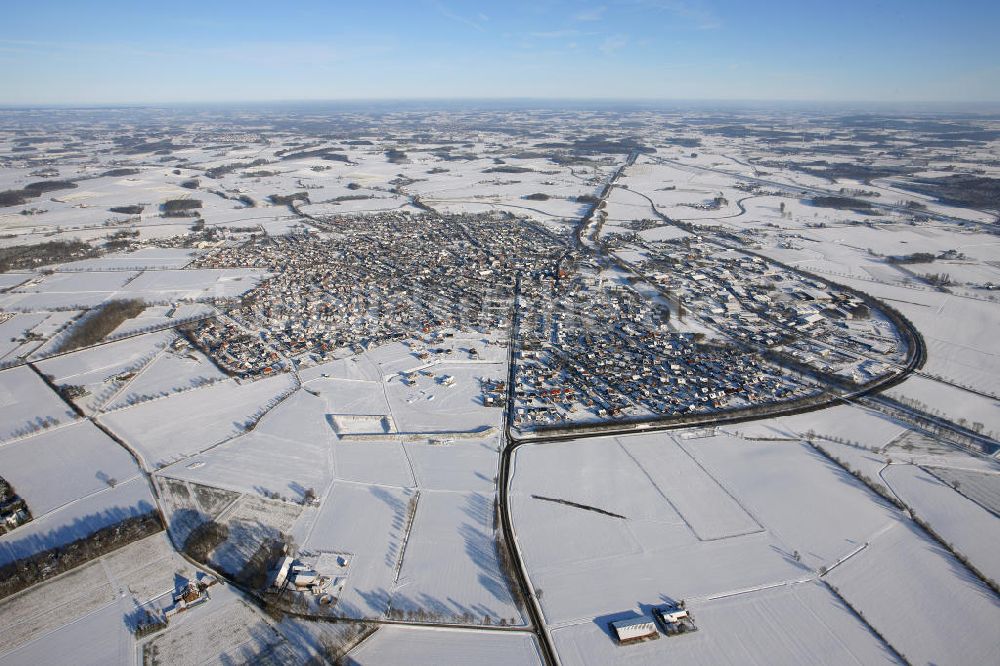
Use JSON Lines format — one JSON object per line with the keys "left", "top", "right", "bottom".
{"left": 1, "top": 0, "right": 998, "bottom": 105}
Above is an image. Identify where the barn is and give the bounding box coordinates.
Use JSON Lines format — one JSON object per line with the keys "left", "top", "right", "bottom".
{"left": 610, "top": 617, "right": 658, "bottom": 645}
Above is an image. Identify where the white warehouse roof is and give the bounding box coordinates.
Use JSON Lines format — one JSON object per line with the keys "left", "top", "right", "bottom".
{"left": 611, "top": 617, "right": 657, "bottom": 642}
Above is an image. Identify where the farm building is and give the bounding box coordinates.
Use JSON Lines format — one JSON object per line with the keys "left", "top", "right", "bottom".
{"left": 655, "top": 603, "right": 698, "bottom": 636}
{"left": 610, "top": 617, "right": 658, "bottom": 645}
{"left": 657, "top": 606, "right": 688, "bottom": 624}
{"left": 267, "top": 555, "right": 295, "bottom": 592}
{"left": 266, "top": 555, "right": 333, "bottom": 595}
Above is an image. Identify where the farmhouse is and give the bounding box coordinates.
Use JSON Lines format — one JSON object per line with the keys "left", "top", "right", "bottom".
{"left": 267, "top": 554, "right": 334, "bottom": 596}
{"left": 655, "top": 603, "right": 698, "bottom": 636}
{"left": 0, "top": 477, "right": 31, "bottom": 534}
{"left": 164, "top": 576, "right": 216, "bottom": 617}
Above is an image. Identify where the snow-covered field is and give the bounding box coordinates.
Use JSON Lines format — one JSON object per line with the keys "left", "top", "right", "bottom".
{"left": 99, "top": 373, "right": 296, "bottom": 468}
{"left": 54, "top": 247, "right": 199, "bottom": 271}
{"left": 331, "top": 439, "right": 414, "bottom": 487}
{"left": 302, "top": 481, "right": 413, "bottom": 619}
{"left": 833, "top": 277, "right": 1000, "bottom": 396}
{"left": 511, "top": 436, "right": 810, "bottom": 627}
{"left": 0, "top": 598, "right": 132, "bottom": 666}
{"left": 383, "top": 363, "right": 503, "bottom": 434}
{"left": 346, "top": 625, "right": 543, "bottom": 665}
{"left": 301, "top": 332, "right": 506, "bottom": 438}
{"left": 888, "top": 374, "right": 1000, "bottom": 437}
{"left": 514, "top": 423, "right": 1000, "bottom": 664}
{"left": 826, "top": 519, "right": 1000, "bottom": 665}
{"left": 0, "top": 364, "right": 78, "bottom": 442}
{"left": 0, "top": 312, "right": 49, "bottom": 360}
{"left": 406, "top": 440, "right": 499, "bottom": 492}
{"left": 121, "top": 267, "right": 266, "bottom": 302}
{"left": 160, "top": 389, "right": 334, "bottom": 500}
{"left": 882, "top": 463, "right": 1000, "bottom": 582}
{"left": 141, "top": 589, "right": 305, "bottom": 665}
{"left": 36, "top": 330, "right": 173, "bottom": 413}
{"left": 392, "top": 490, "right": 523, "bottom": 624}
{"left": 619, "top": 434, "right": 762, "bottom": 540}
{"left": 0, "top": 560, "right": 118, "bottom": 658}
{"left": 0, "top": 475, "right": 155, "bottom": 565}
{"left": 104, "top": 344, "right": 227, "bottom": 410}
{"left": 0, "top": 420, "right": 142, "bottom": 516}
{"left": 551, "top": 581, "right": 899, "bottom": 666}
{"left": 0, "top": 532, "right": 195, "bottom": 663}
{"left": 926, "top": 466, "right": 1000, "bottom": 514}
{"left": 681, "top": 435, "right": 899, "bottom": 569}
{"left": 742, "top": 403, "right": 908, "bottom": 446}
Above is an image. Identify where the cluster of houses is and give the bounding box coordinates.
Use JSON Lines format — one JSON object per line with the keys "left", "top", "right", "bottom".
{"left": 0, "top": 476, "right": 31, "bottom": 535}
{"left": 679, "top": 194, "right": 729, "bottom": 211}
{"left": 182, "top": 316, "right": 282, "bottom": 377}
{"left": 480, "top": 378, "right": 508, "bottom": 407}
{"left": 165, "top": 574, "right": 217, "bottom": 618}
{"left": 180, "top": 207, "right": 902, "bottom": 432}
{"left": 632, "top": 238, "right": 907, "bottom": 382}
{"left": 189, "top": 212, "right": 562, "bottom": 376}
{"left": 511, "top": 253, "right": 813, "bottom": 428}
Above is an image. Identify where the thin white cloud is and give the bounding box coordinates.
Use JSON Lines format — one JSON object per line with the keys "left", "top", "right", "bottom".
{"left": 630, "top": 0, "right": 721, "bottom": 30}
{"left": 575, "top": 5, "right": 607, "bottom": 21}
{"left": 0, "top": 38, "right": 170, "bottom": 59}
{"left": 528, "top": 29, "right": 586, "bottom": 39}
{"left": 600, "top": 34, "right": 630, "bottom": 54}
{"left": 432, "top": 2, "right": 486, "bottom": 32}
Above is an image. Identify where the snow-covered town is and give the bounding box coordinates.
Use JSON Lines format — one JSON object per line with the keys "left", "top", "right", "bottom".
{"left": 1, "top": 8, "right": 1000, "bottom": 661}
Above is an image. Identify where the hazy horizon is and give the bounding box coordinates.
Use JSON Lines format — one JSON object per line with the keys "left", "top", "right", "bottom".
{"left": 2, "top": 98, "right": 1000, "bottom": 116}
